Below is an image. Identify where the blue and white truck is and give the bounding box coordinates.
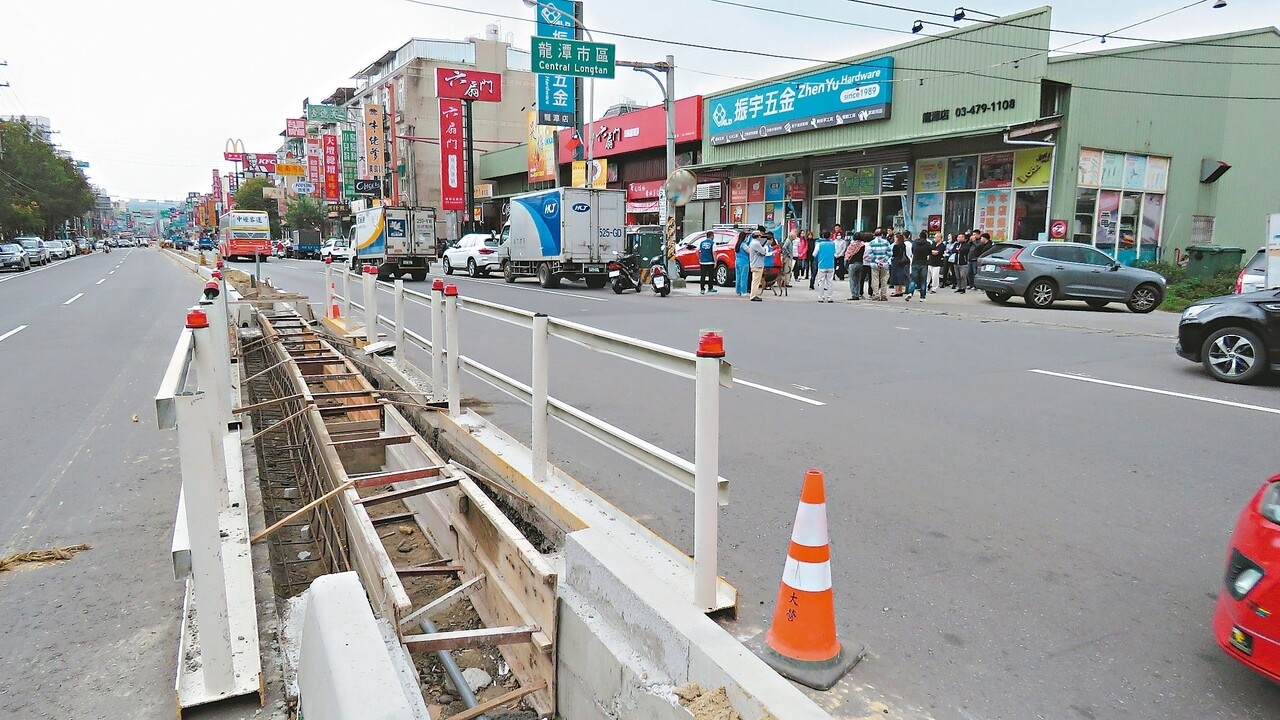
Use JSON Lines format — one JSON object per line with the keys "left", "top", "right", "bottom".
{"left": 351, "top": 205, "right": 437, "bottom": 280}
{"left": 499, "top": 188, "right": 627, "bottom": 288}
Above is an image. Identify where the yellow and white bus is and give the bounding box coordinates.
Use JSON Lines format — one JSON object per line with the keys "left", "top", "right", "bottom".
{"left": 218, "top": 210, "right": 271, "bottom": 261}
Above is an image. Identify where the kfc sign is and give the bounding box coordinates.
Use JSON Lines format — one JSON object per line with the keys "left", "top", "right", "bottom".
{"left": 436, "top": 68, "right": 503, "bottom": 103}
{"left": 559, "top": 96, "right": 702, "bottom": 160}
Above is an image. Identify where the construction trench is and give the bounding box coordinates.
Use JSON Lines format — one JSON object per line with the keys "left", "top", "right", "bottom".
{"left": 173, "top": 253, "right": 838, "bottom": 720}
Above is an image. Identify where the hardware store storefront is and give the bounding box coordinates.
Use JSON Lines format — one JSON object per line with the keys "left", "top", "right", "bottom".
{"left": 697, "top": 7, "right": 1280, "bottom": 262}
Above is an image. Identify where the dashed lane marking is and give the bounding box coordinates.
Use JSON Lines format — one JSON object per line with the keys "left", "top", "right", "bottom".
{"left": 735, "top": 378, "right": 826, "bottom": 407}
{"left": 96, "top": 279, "right": 105, "bottom": 285}
{"left": 1029, "top": 369, "right": 1280, "bottom": 416}
{"left": 0, "top": 325, "right": 27, "bottom": 343}
{"left": 63, "top": 293, "right": 84, "bottom": 305}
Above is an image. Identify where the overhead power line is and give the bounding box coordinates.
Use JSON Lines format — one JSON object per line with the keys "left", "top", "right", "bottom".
{"left": 400, "top": 0, "right": 1280, "bottom": 100}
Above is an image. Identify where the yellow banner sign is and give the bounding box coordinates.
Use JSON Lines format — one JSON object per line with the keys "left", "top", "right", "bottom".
{"left": 1015, "top": 148, "right": 1053, "bottom": 187}
{"left": 527, "top": 110, "right": 558, "bottom": 183}
{"left": 571, "top": 159, "right": 608, "bottom": 189}
{"left": 275, "top": 162, "right": 305, "bottom": 176}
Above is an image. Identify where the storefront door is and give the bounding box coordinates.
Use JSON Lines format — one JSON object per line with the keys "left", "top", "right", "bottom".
{"left": 945, "top": 192, "right": 975, "bottom": 233}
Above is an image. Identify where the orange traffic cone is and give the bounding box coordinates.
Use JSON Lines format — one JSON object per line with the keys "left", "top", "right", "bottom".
{"left": 750, "top": 469, "right": 861, "bottom": 690}
{"left": 329, "top": 281, "right": 341, "bottom": 319}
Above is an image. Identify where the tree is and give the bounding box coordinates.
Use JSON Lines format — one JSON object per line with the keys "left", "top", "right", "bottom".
{"left": 0, "top": 119, "right": 95, "bottom": 239}
{"left": 285, "top": 195, "right": 326, "bottom": 231}
{"left": 232, "top": 176, "right": 282, "bottom": 239}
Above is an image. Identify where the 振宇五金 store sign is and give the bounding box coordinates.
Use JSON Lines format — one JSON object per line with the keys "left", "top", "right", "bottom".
{"left": 707, "top": 56, "right": 894, "bottom": 146}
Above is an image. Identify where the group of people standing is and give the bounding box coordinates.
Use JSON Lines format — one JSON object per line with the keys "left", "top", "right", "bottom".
{"left": 789, "top": 227, "right": 995, "bottom": 301}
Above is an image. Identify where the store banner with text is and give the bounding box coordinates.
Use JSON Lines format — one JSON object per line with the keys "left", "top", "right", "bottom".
{"left": 212, "top": 169, "right": 222, "bottom": 208}
{"left": 341, "top": 129, "right": 358, "bottom": 200}
{"left": 363, "top": 103, "right": 386, "bottom": 179}
{"left": 571, "top": 159, "right": 608, "bottom": 189}
{"left": 286, "top": 118, "right": 307, "bottom": 138}
{"left": 438, "top": 99, "right": 465, "bottom": 211}
{"left": 436, "top": 67, "right": 503, "bottom": 102}
{"left": 534, "top": 0, "right": 576, "bottom": 126}
{"left": 322, "top": 134, "right": 340, "bottom": 201}
{"left": 527, "top": 111, "right": 557, "bottom": 183}
{"left": 306, "top": 137, "right": 322, "bottom": 196}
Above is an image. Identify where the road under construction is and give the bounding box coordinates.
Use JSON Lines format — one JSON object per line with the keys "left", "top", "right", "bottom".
{"left": 154, "top": 250, "right": 862, "bottom": 720}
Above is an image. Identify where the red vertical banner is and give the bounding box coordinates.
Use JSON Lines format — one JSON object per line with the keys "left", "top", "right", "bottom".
{"left": 387, "top": 84, "right": 400, "bottom": 203}
{"left": 322, "top": 134, "right": 340, "bottom": 201}
{"left": 438, "top": 99, "right": 465, "bottom": 211}
{"left": 306, "top": 137, "right": 322, "bottom": 196}
{"left": 211, "top": 169, "right": 222, "bottom": 211}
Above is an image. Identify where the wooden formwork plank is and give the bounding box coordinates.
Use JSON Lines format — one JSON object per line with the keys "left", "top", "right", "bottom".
{"left": 329, "top": 434, "right": 414, "bottom": 451}
{"left": 352, "top": 477, "right": 459, "bottom": 506}
{"left": 317, "top": 402, "right": 384, "bottom": 416}
{"left": 401, "top": 626, "right": 537, "bottom": 653}
{"left": 351, "top": 466, "right": 442, "bottom": 488}
{"left": 394, "top": 564, "right": 464, "bottom": 576}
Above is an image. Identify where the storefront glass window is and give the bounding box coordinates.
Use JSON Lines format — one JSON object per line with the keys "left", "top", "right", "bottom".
{"left": 838, "top": 200, "right": 857, "bottom": 231}
{"left": 1075, "top": 149, "right": 1170, "bottom": 263}
{"left": 816, "top": 171, "right": 839, "bottom": 197}
{"left": 881, "top": 163, "right": 909, "bottom": 193}
{"left": 816, "top": 199, "right": 837, "bottom": 234}
{"left": 1074, "top": 188, "right": 1096, "bottom": 244}
{"left": 1014, "top": 190, "right": 1048, "bottom": 242}
{"left": 945, "top": 192, "right": 976, "bottom": 233}
{"left": 861, "top": 198, "right": 880, "bottom": 232}
{"left": 882, "top": 195, "right": 906, "bottom": 232}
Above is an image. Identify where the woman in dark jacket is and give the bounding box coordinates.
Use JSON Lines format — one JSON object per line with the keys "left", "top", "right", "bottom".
{"left": 889, "top": 233, "right": 909, "bottom": 297}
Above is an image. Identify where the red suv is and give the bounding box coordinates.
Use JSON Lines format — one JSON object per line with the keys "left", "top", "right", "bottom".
{"left": 674, "top": 227, "right": 783, "bottom": 288}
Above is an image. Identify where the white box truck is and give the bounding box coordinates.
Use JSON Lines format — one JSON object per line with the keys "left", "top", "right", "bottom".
{"left": 500, "top": 188, "right": 626, "bottom": 288}
{"left": 351, "top": 205, "right": 437, "bottom": 280}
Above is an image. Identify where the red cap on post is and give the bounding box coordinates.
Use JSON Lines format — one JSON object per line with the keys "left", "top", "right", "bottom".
{"left": 432, "top": 279, "right": 445, "bottom": 292}
{"left": 215, "top": 261, "right": 224, "bottom": 269}
{"left": 444, "top": 284, "right": 459, "bottom": 297}
{"left": 324, "top": 256, "right": 333, "bottom": 265}
{"left": 211, "top": 270, "right": 222, "bottom": 279}
{"left": 696, "top": 330, "right": 726, "bottom": 358}
{"left": 186, "top": 309, "right": 209, "bottom": 329}
{"left": 204, "top": 280, "right": 219, "bottom": 292}
{"left": 364, "top": 265, "right": 377, "bottom": 275}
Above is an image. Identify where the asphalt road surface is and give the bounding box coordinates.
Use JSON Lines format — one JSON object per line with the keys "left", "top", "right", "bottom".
{"left": 247, "top": 255, "right": 1280, "bottom": 719}
{"left": 0, "top": 249, "right": 261, "bottom": 719}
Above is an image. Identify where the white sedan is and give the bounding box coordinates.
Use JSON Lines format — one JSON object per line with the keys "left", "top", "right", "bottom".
{"left": 441, "top": 233, "right": 503, "bottom": 278}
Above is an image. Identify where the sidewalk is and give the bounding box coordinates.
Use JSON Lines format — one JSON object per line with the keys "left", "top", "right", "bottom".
{"left": 674, "top": 274, "right": 1180, "bottom": 338}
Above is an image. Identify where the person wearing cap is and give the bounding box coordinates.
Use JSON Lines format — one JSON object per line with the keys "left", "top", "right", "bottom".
{"left": 813, "top": 231, "right": 836, "bottom": 303}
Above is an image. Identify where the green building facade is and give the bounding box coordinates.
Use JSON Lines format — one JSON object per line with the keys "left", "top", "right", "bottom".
{"left": 696, "top": 6, "right": 1280, "bottom": 264}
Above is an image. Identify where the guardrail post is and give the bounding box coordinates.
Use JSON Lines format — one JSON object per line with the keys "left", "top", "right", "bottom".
{"left": 176, "top": 311, "right": 235, "bottom": 693}
{"left": 531, "top": 313, "right": 549, "bottom": 482}
{"left": 444, "top": 284, "right": 460, "bottom": 418}
{"left": 394, "top": 279, "right": 406, "bottom": 364}
{"left": 362, "top": 265, "right": 378, "bottom": 344}
{"left": 209, "top": 269, "right": 235, "bottom": 404}
{"left": 193, "top": 304, "right": 232, "bottom": 431}
{"left": 324, "top": 257, "right": 334, "bottom": 319}
{"left": 342, "top": 265, "right": 352, "bottom": 320}
{"left": 431, "top": 279, "right": 446, "bottom": 402}
{"left": 693, "top": 330, "right": 725, "bottom": 611}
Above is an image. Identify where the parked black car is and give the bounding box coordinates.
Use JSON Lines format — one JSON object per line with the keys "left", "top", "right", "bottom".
{"left": 1177, "top": 289, "right": 1280, "bottom": 383}
{"left": 0, "top": 243, "right": 31, "bottom": 272}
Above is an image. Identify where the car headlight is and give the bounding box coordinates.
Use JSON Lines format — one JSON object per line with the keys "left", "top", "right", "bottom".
{"left": 1235, "top": 568, "right": 1264, "bottom": 599}
{"left": 1259, "top": 483, "right": 1280, "bottom": 525}
{"left": 1182, "top": 304, "right": 1212, "bottom": 320}
{"left": 1228, "top": 550, "right": 1265, "bottom": 600}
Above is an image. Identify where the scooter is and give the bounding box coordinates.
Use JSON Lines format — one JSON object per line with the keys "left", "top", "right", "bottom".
{"left": 607, "top": 252, "right": 642, "bottom": 294}
{"left": 649, "top": 260, "right": 671, "bottom": 297}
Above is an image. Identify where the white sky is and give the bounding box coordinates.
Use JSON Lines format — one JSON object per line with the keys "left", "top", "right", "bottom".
{"left": 0, "top": 0, "right": 1272, "bottom": 201}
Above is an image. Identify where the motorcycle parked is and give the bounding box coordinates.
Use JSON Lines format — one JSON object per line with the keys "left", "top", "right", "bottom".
{"left": 607, "top": 252, "right": 642, "bottom": 294}
{"left": 649, "top": 260, "right": 671, "bottom": 297}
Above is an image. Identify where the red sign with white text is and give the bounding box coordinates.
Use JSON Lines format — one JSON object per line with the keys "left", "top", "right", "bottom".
{"left": 322, "top": 135, "right": 340, "bottom": 201}
{"left": 559, "top": 96, "right": 703, "bottom": 161}
{"left": 438, "top": 99, "right": 465, "bottom": 211}
{"left": 627, "top": 180, "right": 664, "bottom": 200}
{"left": 435, "top": 67, "right": 503, "bottom": 103}
{"left": 212, "top": 169, "right": 222, "bottom": 207}
{"left": 306, "top": 138, "right": 322, "bottom": 196}
{"left": 286, "top": 118, "right": 307, "bottom": 138}
{"left": 249, "top": 153, "right": 278, "bottom": 173}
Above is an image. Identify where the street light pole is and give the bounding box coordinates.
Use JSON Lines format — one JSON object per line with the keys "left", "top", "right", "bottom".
{"left": 525, "top": 0, "right": 595, "bottom": 187}
{"left": 618, "top": 56, "right": 678, "bottom": 270}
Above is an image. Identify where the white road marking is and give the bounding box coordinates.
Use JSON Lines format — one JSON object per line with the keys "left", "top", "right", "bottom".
{"left": 895, "top": 326, "right": 910, "bottom": 330}
{"left": 736, "top": 378, "right": 827, "bottom": 406}
{"left": 109, "top": 270, "right": 115, "bottom": 275}
{"left": 63, "top": 293, "right": 84, "bottom": 305}
{"left": 0, "top": 254, "right": 82, "bottom": 284}
{"left": 792, "top": 383, "right": 816, "bottom": 392}
{"left": 0, "top": 325, "right": 27, "bottom": 343}
{"left": 1029, "top": 369, "right": 1280, "bottom": 416}
{"left": 96, "top": 279, "right": 105, "bottom": 285}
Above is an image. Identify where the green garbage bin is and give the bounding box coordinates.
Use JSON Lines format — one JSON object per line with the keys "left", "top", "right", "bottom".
{"left": 1184, "top": 245, "right": 1246, "bottom": 278}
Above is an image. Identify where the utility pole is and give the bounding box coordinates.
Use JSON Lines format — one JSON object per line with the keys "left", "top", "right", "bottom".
{"left": 618, "top": 56, "right": 678, "bottom": 272}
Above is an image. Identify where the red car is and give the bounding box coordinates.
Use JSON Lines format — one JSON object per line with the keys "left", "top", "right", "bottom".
{"left": 674, "top": 227, "right": 783, "bottom": 288}
{"left": 1213, "top": 472, "right": 1280, "bottom": 682}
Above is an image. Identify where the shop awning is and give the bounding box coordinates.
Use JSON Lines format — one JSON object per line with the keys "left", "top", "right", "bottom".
{"left": 627, "top": 200, "right": 660, "bottom": 214}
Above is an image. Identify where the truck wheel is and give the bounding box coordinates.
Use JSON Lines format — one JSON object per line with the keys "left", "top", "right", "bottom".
{"left": 538, "top": 263, "right": 559, "bottom": 289}
{"left": 503, "top": 261, "right": 516, "bottom": 284}
{"left": 585, "top": 276, "right": 607, "bottom": 289}
{"left": 411, "top": 271, "right": 426, "bottom": 282}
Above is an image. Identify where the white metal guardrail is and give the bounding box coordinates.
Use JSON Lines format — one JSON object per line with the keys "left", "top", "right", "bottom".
{"left": 324, "top": 263, "right": 731, "bottom": 611}
{"left": 155, "top": 267, "right": 262, "bottom": 707}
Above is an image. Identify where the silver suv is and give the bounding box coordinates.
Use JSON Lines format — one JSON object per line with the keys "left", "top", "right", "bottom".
{"left": 974, "top": 241, "right": 1166, "bottom": 313}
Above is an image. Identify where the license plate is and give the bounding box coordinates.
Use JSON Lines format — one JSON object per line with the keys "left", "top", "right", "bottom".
{"left": 609, "top": 270, "right": 620, "bottom": 277}
{"left": 654, "top": 276, "right": 666, "bottom": 288}
{"left": 401, "top": 259, "right": 421, "bottom": 266}
{"left": 982, "top": 264, "right": 996, "bottom": 272}
{"left": 586, "top": 266, "right": 603, "bottom": 273}
{"left": 1230, "top": 626, "right": 1254, "bottom": 655}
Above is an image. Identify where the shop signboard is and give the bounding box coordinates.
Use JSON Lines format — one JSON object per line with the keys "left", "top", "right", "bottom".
{"left": 1144, "top": 157, "right": 1169, "bottom": 192}
{"left": 785, "top": 172, "right": 806, "bottom": 200}
{"left": 1049, "top": 219, "right": 1068, "bottom": 239}
{"left": 947, "top": 156, "right": 977, "bottom": 190}
{"left": 286, "top": 118, "right": 307, "bottom": 138}
{"left": 363, "top": 103, "right": 386, "bottom": 179}
{"left": 764, "top": 174, "right": 786, "bottom": 202}
{"left": 839, "top": 167, "right": 876, "bottom": 197}
{"left": 322, "top": 134, "right": 340, "bottom": 201}
{"left": 557, "top": 96, "right": 703, "bottom": 160}
{"left": 571, "top": 159, "right": 608, "bottom": 189}
{"left": 306, "top": 137, "right": 322, "bottom": 194}
{"left": 439, "top": 99, "right": 465, "bottom": 211}
{"left": 1123, "top": 154, "right": 1147, "bottom": 190}
{"left": 527, "top": 111, "right": 558, "bottom": 183}
{"left": 746, "top": 177, "right": 765, "bottom": 203}
{"left": 1013, "top": 148, "right": 1052, "bottom": 187}
{"left": 913, "top": 193, "right": 944, "bottom": 232}
{"left": 1100, "top": 152, "right": 1124, "bottom": 188}
{"left": 435, "top": 67, "right": 503, "bottom": 102}
{"left": 341, "top": 129, "right": 358, "bottom": 199}
{"left": 534, "top": 0, "right": 576, "bottom": 126}
{"left": 1078, "top": 149, "right": 1103, "bottom": 187}
{"left": 978, "top": 152, "right": 1014, "bottom": 189}
{"left": 729, "top": 178, "right": 748, "bottom": 204}
{"left": 628, "top": 180, "right": 664, "bottom": 200}
{"left": 915, "top": 159, "right": 945, "bottom": 193}
{"left": 275, "top": 162, "right": 305, "bottom": 176}
{"left": 975, "top": 189, "right": 1010, "bottom": 240}
{"left": 307, "top": 104, "right": 347, "bottom": 123}
{"left": 708, "top": 56, "right": 894, "bottom": 146}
